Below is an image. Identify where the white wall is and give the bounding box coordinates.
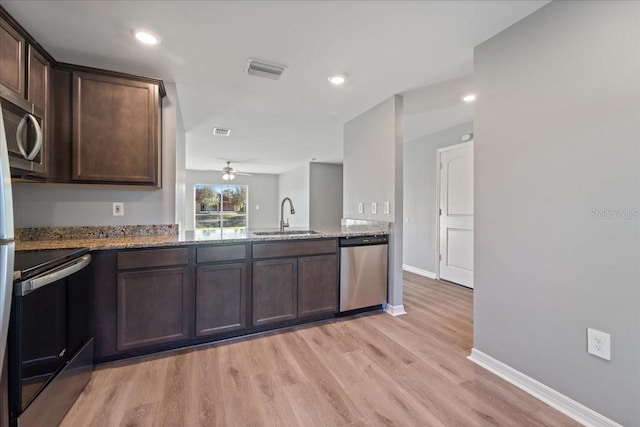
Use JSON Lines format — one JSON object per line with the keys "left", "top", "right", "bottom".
{"left": 309, "top": 163, "right": 343, "bottom": 227}
{"left": 343, "top": 95, "right": 404, "bottom": 307}
{"left": 474, "top": 1, "right": 639, "bottom": 425}
{"left": 403, "top": 122, "right": 473, "bottom": 274}
{"left": 12, "top": 82, "right": 181, "bottom": 227}
{"left": 184, "top": 170, "right": 279, "bottom": 231}
{"left": 278, "top": 163, "right": 310, "bottom": 229}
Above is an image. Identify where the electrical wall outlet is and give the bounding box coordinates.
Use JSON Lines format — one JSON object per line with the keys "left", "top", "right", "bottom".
{"left": 358, "top": 202, "right": 363, "bottom": 214}
{"left": 371, "top": 202, "right": 377, "bottom": 214}
{"left": 383, "top": 201, "right": 390, "bottom": 214}
{"left": 587, "top": 328, "right": 611, "bottom": 360}
{"left": 113, "top": 202, "right": 124, "bottom": 216}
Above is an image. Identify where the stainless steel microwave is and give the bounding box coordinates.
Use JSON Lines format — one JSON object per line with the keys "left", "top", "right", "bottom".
{"left": 0, "top": 89, "right": 45, "bottom": 175}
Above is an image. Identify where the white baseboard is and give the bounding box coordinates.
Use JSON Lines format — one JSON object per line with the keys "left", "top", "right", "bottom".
{"left": 467, "top": 348, "right": 622, "bottom": 427}
{"left": 402, "top": 264, "right": 436, "bottom": 279}
{"left": 384, "top": 304, "right": 406, "bottom": 316}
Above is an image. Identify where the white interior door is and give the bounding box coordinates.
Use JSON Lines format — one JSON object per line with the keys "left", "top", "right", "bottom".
{"left": 439, "top": 143, "right": 474, "bottom": 288}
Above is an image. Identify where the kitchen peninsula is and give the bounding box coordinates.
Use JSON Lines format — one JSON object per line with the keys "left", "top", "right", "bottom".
{"left": 16, "top": 222, "right": 389, "bottom": 364}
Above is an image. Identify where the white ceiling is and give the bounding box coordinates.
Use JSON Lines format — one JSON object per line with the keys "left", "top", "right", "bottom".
{"left": 2, "top": 0, "right": 548, "bottom": 174}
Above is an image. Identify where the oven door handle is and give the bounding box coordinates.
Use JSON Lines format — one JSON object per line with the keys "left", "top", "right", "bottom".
{"left": 16, "top": 255, "right": 91, "bottom": 297}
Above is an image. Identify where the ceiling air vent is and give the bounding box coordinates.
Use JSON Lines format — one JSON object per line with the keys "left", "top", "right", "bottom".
{"left": 213, "top": 127, "right": 231, "bottom": 136}
{"left": 245, "top": 59, "right": 286, "bottom": 80}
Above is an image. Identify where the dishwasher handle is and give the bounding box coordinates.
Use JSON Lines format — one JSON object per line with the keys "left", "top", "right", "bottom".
{"left": 339, "top": 236, "right": 388, "bottom": 247}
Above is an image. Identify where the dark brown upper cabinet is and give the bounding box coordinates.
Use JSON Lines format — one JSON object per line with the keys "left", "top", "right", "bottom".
{"left": 0, "top": 10, "right": 52, "bottom": 178}
{"left": 0, "top": 16, "right": 25, "bottom": 100}
{"left": 71, "top": 71, "right": 162, "bottom": 186}
{"left": 27, "top": 46, "right": 48, "bottom": 112}
{"left": 0, "top": 6, "right": 165, "bottom": 186}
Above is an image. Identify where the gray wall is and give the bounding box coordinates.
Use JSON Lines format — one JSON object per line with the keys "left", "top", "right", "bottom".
{"left": 309, "top": 163, "right": 343, "bottom": 227}
{"left": 13, "top": 82, "right": 181, "bottom": 227}
{"left": 474, "top": 1, "right": 639, "bottom": 425}
{"left": 403, "top": 122, "right": 473, "bottom": 274}
{"left": 344, "top": 95, "right": 404, "bottom": 306}
{"left": 185, "top": 170, "right": 279, "bottom": 231}
{"left": 278, "top": 163, "right": 310, "bottom": 229}
{"left": 174, "top": 91, "right": 187, "bottom": 231}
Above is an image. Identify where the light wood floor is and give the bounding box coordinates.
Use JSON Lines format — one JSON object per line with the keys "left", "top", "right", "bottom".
{"left": 61, "top": 273, "right": 580, "bottom": 426}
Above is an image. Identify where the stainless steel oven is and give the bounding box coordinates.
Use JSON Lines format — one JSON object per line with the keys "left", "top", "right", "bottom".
{"left": 9, "top": 249, "right": 93, "bottom": 427}
{"left": 0, "top": 93, "right": 44, "bottom": 175}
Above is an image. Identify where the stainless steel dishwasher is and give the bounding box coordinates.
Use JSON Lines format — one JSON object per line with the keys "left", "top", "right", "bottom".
{"left": 339, "top": 235, "right": 388, "bottom": 312}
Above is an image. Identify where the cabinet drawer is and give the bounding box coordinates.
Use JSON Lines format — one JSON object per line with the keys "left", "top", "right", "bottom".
{"left": 252, "top": 240, "right": 337, "bottom": 259}
{"left": 197, "top": 245, "right": 246, "bottom": 264}
{"left": 117, "top": 247, "right": 189, "bottom": 270}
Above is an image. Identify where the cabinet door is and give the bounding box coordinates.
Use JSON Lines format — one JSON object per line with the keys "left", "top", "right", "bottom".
{"left": 27, "top": 46, "right": 48, "bottom": 112}
{"left": 252, "top": 258, "right": 297, "bottom": 326}
{"left": 298, "top": 255, "right": 338, "bottom": 317}
{"left": 72, "top": 72, "right": 160, "bottom": 185}
{"left": 0, "top": 17, "right": 24, "bottom": 100}
{"left": 196, "top": 263, "right": 246, "bottom": 337}
{"left": 117, "top": 267, "right": 189, "bottom": 351}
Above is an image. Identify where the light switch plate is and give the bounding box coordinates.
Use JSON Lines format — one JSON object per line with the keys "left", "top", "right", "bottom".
{"left": 113, "top": 202, "right": 124, "bottom": 216}
{"left": 371, "top": 202, "right": 377, "bottom": 215}
{"left": 383, "top": 202, "right": 390, "bottom": 214}
{"left": 358, "top": 202, "right": 363, "bottom": 214}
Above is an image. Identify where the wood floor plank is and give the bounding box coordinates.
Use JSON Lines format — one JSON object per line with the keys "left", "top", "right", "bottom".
{"left": 216, "top": 341, "right": 265, "bottom": 426}
{"left": 61, "top": 274, "right": 581, "bottom": 427}
{"left": 279, "top": 331, "right": 363, "bottom": 426}
{"left": 249, "top": 371, "right": 300, "bottom": 426}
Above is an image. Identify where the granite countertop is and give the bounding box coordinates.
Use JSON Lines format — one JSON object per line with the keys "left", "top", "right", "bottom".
{"left": 16, "top": 225, "right": 390, "bottom": 251}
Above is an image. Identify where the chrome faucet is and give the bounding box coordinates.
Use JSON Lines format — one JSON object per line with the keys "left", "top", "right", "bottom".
{"left": 280, "top": 197, "right": 296, "bottom": 231}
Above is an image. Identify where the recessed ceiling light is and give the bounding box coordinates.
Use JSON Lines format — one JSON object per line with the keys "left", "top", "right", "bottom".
{"left": 462, "top": 93, "right": 476, "bottom": 102}
{"left": 328, "top": 74, "right": 347, "bottom": 85}
{"left": 133, "top": 29, "right": 161, "bottom": 45}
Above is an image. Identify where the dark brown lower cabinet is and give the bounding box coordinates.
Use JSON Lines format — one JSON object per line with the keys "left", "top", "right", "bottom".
{"left": 90, "top": 240, "right": 340, "bottom": 363}
{"left": 252, "top": 258, "right": 297, "bottom": 326}
{"left": 116, "top": 267, "right": 190, "bottom": 351}
{"left": 297, "top": 255, "right": 338, "bottom": 317}
{"left": 195, "top": 263, "right": 246, "bottom": 336}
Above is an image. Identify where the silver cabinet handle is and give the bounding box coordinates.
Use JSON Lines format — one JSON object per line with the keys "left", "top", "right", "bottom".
{"left": 16, "top": 113, "right": 43, "bottom": 161}
{"left": 16, "top": 254, "right": 91, "bottom": 296}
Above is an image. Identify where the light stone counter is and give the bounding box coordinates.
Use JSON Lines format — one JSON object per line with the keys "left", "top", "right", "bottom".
{"left": 16, "top": 223, "right": 390, "bottom": 251}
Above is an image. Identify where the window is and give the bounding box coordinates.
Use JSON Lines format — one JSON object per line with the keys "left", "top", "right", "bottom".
{"left": 195, "top": 184, "right": 248, "bottom": 238}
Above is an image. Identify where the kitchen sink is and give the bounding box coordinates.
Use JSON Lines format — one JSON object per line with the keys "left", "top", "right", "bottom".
{"left": 253, "top": 230, "right": 320, "bottom": 236}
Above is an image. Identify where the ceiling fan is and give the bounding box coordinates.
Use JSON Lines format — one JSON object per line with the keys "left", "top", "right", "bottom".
{"left": 221, "top": 161, "right": 252, "bottom": 181}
